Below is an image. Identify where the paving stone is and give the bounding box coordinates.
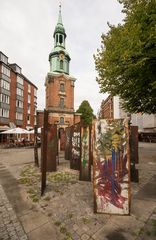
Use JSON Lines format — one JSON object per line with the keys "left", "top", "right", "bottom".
{"left": 72, "top": 232, "right": 80, "bottom": 240}
{"left": 76, "top": 227, "right": 85, "bottom": 236}
{"left": 19, "top": 211, "right": 49, "bottom": 233}
{"left": 82, "top": 226, "right": 90, "bottom": 232}
{"left": 19, "top": 235, "right": 28, "bottom": 240}
{"left": 81, "top": 233, "right": 90, "bottom": 240}
{"left": 73, "top": 224, "right": 79, "bottom": 231}
{"left": 11, "top": 236, "right": 19, "bottom": 240}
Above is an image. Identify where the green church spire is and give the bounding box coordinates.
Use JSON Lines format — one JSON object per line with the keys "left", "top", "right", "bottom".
{"left": 58, "top": 3, "right": 63, "bottom": 25}
{"left": 49, "top": 3, "right": 70, "bottom": 75}
{"left": 54, "top": 3, "right": 66, "bottom": 37}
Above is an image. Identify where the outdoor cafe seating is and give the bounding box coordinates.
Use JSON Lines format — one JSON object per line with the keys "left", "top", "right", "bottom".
{"left": 0, "top": 127, "right": 41, "bottom": 148}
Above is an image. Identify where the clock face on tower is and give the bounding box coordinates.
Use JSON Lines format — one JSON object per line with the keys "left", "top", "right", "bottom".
{"left": 59, "top": 53, "right": 64, "bottom": 60}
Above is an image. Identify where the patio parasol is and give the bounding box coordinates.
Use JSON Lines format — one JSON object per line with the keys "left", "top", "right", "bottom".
{"left": 1, "top": 127, "right": 29, "bottom": 134}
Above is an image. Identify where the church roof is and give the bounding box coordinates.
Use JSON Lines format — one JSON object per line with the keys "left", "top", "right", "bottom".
{"left": 54, "top": 4, "right": 66, "bottom": 36}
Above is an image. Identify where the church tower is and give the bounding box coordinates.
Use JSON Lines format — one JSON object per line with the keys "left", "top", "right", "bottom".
{"left": 45, "top": 4, "right": 76, "bottom": 130}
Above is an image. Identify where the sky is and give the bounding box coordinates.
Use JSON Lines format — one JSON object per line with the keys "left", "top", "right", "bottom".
{"left": 0, "top": 0, "right": 124, "bottom": 115}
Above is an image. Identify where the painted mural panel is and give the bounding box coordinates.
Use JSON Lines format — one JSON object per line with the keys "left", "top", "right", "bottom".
{"left": 65, "top": 127, "right": 72, "bottom": 160}
{"left": 93, "top": 119, "right": 130, "bottom": 215}
{"left": 79, "top": 127, "right": 91, "bottom": 181}
{"left": 70, "top": 123, "right": 80, "bottom": 170}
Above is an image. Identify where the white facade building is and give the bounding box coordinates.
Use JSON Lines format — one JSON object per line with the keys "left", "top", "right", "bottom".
{"left": 131, "top": 114, "right": 156, "bottom": 132}
{"left": 113, "top": 96, "right": 127, "bottom": 119}
{"left": 113, "top": 96, "right": 156, "bottom": 132}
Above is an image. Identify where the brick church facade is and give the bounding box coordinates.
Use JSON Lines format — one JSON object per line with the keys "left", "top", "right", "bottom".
{"left": 45, "top": 5, "right": 80, "bottom": 133}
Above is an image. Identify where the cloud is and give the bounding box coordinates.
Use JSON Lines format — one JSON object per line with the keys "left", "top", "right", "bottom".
{"left": 0, "top": 0, "right": 124, "bottom": 115}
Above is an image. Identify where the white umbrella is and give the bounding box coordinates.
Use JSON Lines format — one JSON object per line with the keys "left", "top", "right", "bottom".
{"left": 29, "top": 127, "right": 41, "bottom": 134}
{"left": 1, "top": 127, "right": 29, "bottom": 134}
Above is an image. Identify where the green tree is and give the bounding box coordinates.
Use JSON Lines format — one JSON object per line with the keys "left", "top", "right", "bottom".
{"left": 94, "top": 0, "right": 156, "bottom": 114}
{"left": 76, "top": 100, "right": 94, "bottom": 126}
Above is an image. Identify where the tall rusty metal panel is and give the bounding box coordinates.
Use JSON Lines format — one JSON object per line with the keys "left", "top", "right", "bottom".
{"left": 79, "top": 126, "right": 91, "bottom": 181}
{"left": 46, "top": 124, "right": 57, "bottom": 172}
{"left": 70, "top": 123, "right": 81, "bottom": 170}
{"left": 41, "top": 110, "right": 48, "bottom": 196}
{"left": 130, "top": 126, "right": 139, "bottom": 164}
{"left": 130, "top": 125, "right": 139, "bottom": 182}
{"left": 93, "top": 119, "right": 131, "bottom": 215}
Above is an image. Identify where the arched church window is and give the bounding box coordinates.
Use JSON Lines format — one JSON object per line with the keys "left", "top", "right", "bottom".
{"left": 60, "top": 60, "right": 63, "bottom": 69}
{"left": 60, "top": 83, "right": 65, "bottom": 92}
{"left": 60, "top": 98, "right": 64, "bottom": 108}
{"left": 59, "top": 35, "right": 63, "bottom": 44}
{"left": 60, "top": 117, "right": 64, "bottom": 124}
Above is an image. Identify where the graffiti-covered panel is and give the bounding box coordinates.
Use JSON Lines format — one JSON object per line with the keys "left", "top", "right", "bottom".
{"left": 93, "top": 120, "right": 130, "bottom": 215}
{"left": 65, "top": 127, "right": 72, "bottom": 160}
{"left": 71, "top": 123, "right": 80, "bottom": 170}
{"left": 79, "top": 126, "right": 91, "bottom": 181}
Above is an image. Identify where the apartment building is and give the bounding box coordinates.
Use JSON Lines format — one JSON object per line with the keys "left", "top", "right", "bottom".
{"left": 99, "top": 95, "right": 156, "bottom": 133}
{"left": 99, "top": 95, "right": 129, "bottom": 120}
{"left": 99, "top": 95, "right": 114, "bottom": 119}
{"left": 0, "top": 51, "right": 37, "bottom": 130}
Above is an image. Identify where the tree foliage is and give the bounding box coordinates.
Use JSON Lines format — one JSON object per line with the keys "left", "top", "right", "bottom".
{"left": 76, "top": 100, "right": 94, "bottom": 126}
{"left": 94, "top": 0, "right": 156, "bottom": 114}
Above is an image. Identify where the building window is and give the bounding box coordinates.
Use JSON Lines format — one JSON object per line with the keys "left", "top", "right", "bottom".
{"left": 34, "top": 97, "right": 37, "bottom": 105}
{"left": 34, "top": 88, "right": 37, "bottom": 97}
{"left": 15, "top": 66, "right": 21, "bottom": 74}
{"left": 60, "top": 117, "right": 64, "bottom": 124}
{"left": 28, "top": 104, "right": 31, "bottom": 113}
{"left": 60, "top": 60, "right": 63, "bottom": 69}
{"left": 16, "top": 100, "right": 23, "bottom": 108}
{"left": 2, "top": 65, "right": 10, "bottom": 77}
{"left": 60, "top": 83, "right": 65, "bottom": 92}
{"left": 0, "top": 94, "right": 9, "bottom": 104}
{"left": 1, "top": 80, "right": 10, "bottom": 90}
{"left": 16, "top": 112, "right": 23, "bottom": 120}
{"left": 0, "top": 108, "right": 9, "bottom": 118}
{"left": 0, "top": 53, "right": 8, "bottom": 64}
{"left": 16, "top": 88, "right": 23, "bottom": 97}
{"left": 17, "top": 75, "right": 24, "bottom": 85}
{"left": 34, "top": 106, "right": 37, "bottom": 115}
{"left": 28, "top": 94, "right": 31, "bottom": 103}
{"left": 59, "top": 35, "right": 63, "bottom": 44}
{"left": 60, "top": 98, "right": 64, "bottom": 108}
{"left": 28, "top": 84, "right": 31, "bottom": 93}
{"left": 27, "top": 115, "right": 30, "bottom": 124}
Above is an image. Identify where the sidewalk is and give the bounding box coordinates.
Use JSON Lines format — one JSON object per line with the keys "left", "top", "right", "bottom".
{"left": 0, "top": 184, "right": 28, "bottom": 240}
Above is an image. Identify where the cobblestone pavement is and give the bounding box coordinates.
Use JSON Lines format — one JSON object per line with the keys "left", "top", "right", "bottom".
{"left": 0, "top": 143, "right": 156, "bottom": 240}
{"left": 137, "top": 209, "right": 156, "bottom": 240}
{"left": 0, "top": 184, "right": 28, "bottom": 240}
